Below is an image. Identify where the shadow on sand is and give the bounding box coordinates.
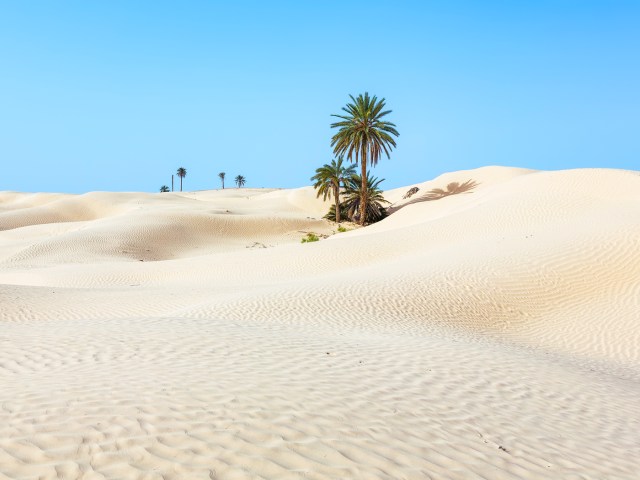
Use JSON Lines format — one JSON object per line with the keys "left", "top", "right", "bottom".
{"left": 387, "top": 179, "right": 479, "bottom": 215}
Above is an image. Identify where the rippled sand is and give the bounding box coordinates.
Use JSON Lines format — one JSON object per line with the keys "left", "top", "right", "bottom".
{"left": 1, "top": 166, "right": 639, "bottom": 479}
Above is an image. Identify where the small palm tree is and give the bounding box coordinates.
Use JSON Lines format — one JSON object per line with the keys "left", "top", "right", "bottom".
{"left": 310, "top": 157, "right": 356, "bottom": 223}
{"left": 341, "top": 173, "right": 389, "bottom": 224}
{"left": 159, "top": 185, "right": 170, "bottom": 192}
{"left": 331, "top": 92, "right": 399, "bottom": 225}
{"left": 176, "top": 167, "right": 187, "bottom": 192}
{"left": 235, "top": 175, "right": 246, "bottom": 188}
{"left": 218, "top": 172, "right": 226, "bottom": 189}
{"left": 324, "top": 203, "right": 351, "bottom": 223}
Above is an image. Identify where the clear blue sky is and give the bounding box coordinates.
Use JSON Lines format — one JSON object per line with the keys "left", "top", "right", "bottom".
{"left": 1, "top": 1, "right": 638, "bottom": 193}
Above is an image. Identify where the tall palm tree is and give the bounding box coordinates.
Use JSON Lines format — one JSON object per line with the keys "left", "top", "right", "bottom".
{"left": 331, "top": 92, "right": 399, "bottom": 225}
{"left": 235, "top": 175, "right": 246, "bottom": 188}
{"left": 341, "top": 173, "right": 389, "bottom": 224}
{"left": 159, "top": 185, "right": 170, "bottom": 192}
{"left": 176, "top": 167, "right": 187, "bottom": 192}
{"left": 310, "top": 157, "right": 356, "bottom": 223}
{"left": 218, "top": 172, "right": 226, "bottom": 189}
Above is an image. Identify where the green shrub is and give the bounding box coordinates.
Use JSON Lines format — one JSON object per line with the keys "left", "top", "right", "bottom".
{"left": 337, "top": 225, "right": 349, "bottom": 233}
{"left": 301, "top": 233, "right": 320, "bottom": 243}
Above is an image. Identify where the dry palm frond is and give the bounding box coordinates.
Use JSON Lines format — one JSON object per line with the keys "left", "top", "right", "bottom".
{"left": 403, "top": 187, "right": 420, "bottom": 199}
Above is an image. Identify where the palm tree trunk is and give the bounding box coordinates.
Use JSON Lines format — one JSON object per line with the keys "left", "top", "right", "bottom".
{"left": 360, "top": 151, "right": 367, "bottom": 225}
{"left": 334, "top": 183, "right": 340, "bottom": 224}
{"left": 180, "top": 177, "right": 183, "bottom": 192}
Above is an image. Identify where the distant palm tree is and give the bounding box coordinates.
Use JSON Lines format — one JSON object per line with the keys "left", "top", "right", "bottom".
{"left": 331, "top": 92, "right": 398, "bottom": 225}
{"left": 310, "top": 157, "right": 356, "bottom": 223}
{"left": 235, "top": 175, "right": 246, "bottom": 188}
{"left": 159, "top": 185, "right": 170, "bottom": 192}
{"left": 176, "top": 167, "right": 187, "bottom": 192}
{"left": 341, "top": 173, "right": 389, "bottom": 224}
{"left": 218, "top": 172, "right": 226, "bottom": 189}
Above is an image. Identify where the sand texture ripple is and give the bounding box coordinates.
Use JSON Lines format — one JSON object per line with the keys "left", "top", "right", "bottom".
{"left": 1, "top": 167, "right": 639, "bottom": 479}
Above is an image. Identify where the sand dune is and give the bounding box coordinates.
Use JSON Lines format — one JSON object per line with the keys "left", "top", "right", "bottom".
{"left": 1, "top": 166, "right": 639, "bottom": 479}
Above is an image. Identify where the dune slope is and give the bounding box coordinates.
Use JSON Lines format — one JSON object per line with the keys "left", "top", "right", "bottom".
{"left": 1, "top": 167, "right": 639, "bottom": 479}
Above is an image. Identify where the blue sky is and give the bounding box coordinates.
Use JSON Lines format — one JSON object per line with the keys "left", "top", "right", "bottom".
{"left": 1, "top": 1, "right": 638, "bottom": 193}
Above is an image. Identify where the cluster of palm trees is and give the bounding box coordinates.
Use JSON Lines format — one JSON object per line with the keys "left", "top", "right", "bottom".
{"left": 157, "top": 92, "right": 399, "bottom": 210}
{"left": 312, "top": 159, "right": 389, "bottom": 224}
{"left": 159, "top": 168, "right": 246, "bottom": 192}
{"left": 159, "top": 167, "right": 188, "bottom": 192}
{"left": 312, "top": 92, "right": 399, "bottom": 225}
{"left": 218, "top": 172, "right": 246, "bottom": 189}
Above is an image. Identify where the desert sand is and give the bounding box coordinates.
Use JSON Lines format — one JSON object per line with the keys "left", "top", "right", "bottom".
{"left": 1, "top": 166, "right": 639, "bottom": 479}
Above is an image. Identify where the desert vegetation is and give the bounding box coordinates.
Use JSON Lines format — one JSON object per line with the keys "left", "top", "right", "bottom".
{"left": 301, "top": 232, "right": 320, "bottom": 243}
{"left": 323, "top": 173, "right": 389, "bottom": 224}
{"left": 310, "top": 157, "right": 356, "bottom": 224}
{"left": 176, "top": 167, "right": 187, "bottom": 192}
{"left": 311, "top": 92, "right": 398, "bottom": 226}
{"left": 331, "top": 92, "right": 398, "bottom": 225}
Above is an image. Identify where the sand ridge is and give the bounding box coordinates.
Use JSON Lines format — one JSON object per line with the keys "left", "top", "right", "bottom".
{"left": 1, "top": 166, "right": 640, "bottom": 479}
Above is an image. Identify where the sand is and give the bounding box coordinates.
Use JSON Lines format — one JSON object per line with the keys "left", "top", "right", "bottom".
{"left": 1, "top": 166, "right": 639, "bottom": 479}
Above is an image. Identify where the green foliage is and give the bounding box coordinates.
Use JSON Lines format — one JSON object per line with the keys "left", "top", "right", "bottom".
{"left": 301, "top": 232, "right": 320, "bottom": 243}
{"left": 342, "top": 173, "right": 389, "bottom": 224}
{"left": 337, "top": 225, "right": 349, "bottom": 233}
{"left": 311, "top": 157, "right": 355, "bottom": 224}
{"left": 330, "top": 92, "right": 398, "bottom": 225}
{"left": 159, "top": 185, "right": 170, "bottom": 192}
{"left": 330, "top": 93, "right": 399, "bottom": 168}
{"left": 324, "top": 203, "right": 350, "bottom": 222}
{"left": 235, "top": 174, "right": 246, "bottom": 188}
{"left": 324, "top": 173, "right": 388, "bottom": 225}
{"left": 218, "top": 172, "right": 226, "bottom": 189}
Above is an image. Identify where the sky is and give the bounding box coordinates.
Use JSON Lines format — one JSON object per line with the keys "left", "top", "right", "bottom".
{"left": 1, "top": 1, "right": 638, "bottom": 193}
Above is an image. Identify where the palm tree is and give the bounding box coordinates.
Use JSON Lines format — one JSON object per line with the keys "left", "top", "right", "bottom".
{"left": 218, "top": 172, "right": 226, "bottom": 189}
{"left": 341, "top": 173, "right": 389, "bottom": 224}
{"left": 159, "top": 185, "right": 170, "bottom": 192}
{"left": 331, "top": 92, "right": 399, "bottom": 225}
{"left": 310, "top": 157, "right": 356, "bottom": 223}
{"left": 324, "top": 202, "right": 350, "bottom": 223}
{"left": 176, "top": 167, "right": 187, "bottom": 192}
{"left": 235, "top": 175, "right": 246, "bottom": 188}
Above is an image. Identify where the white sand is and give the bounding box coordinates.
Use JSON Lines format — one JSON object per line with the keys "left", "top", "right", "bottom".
{"left": 1, "top": 166, "right": 639, "bottom": 479}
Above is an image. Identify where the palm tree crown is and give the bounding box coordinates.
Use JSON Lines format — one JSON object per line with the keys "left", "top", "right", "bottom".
{"left": 235, "top": 175, "right": 246, "bottom": 188}
{"left": 218, "top": 172, "right": 226, "bottom": 189}
{"left": 331, "top": 92, "right": 398, "bottom": 225}
{"left": 176, "top": 167, "right": 187, "bottom": 192}
{"left": 310, "top": 157, "right": 356, "bottom": 223}
{"left": 159, "top": 185, "right": 170, "bottom": 192}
